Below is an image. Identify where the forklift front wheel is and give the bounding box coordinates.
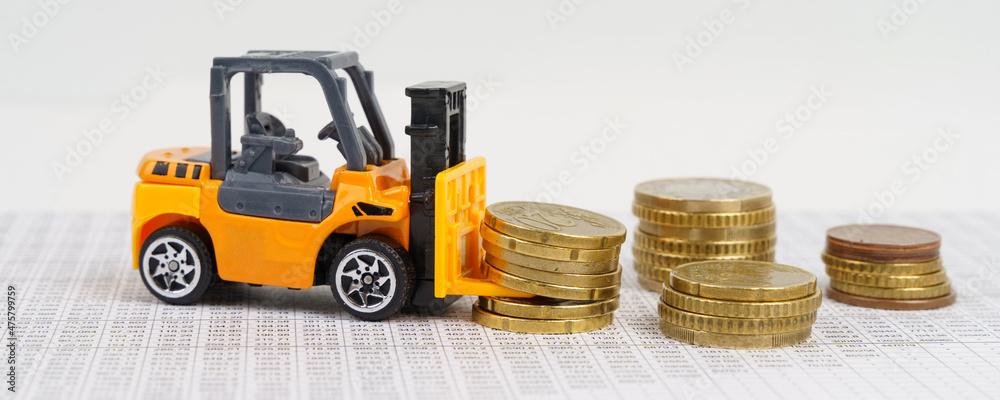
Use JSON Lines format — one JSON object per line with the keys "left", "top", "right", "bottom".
{"left": 329, "top": 235, "right": 415, "bottom": 321}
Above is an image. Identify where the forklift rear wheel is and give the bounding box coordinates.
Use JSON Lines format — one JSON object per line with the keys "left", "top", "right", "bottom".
{"left": 139, "top": 226, "right": 215, "bottom": 305}
{"left": 329, "top": 235, "right": 415, "bottom": 321}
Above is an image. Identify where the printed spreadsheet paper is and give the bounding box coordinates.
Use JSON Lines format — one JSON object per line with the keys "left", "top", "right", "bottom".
{"left": 1, "top": 212, "right": 999, "bottom": 400}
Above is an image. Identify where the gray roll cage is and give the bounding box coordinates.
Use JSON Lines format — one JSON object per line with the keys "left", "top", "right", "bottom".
{"left": 208, "top": 50, "right": 394, "bottom": 180}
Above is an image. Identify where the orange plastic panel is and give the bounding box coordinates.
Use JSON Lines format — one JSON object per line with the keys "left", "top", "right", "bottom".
{"left": 434, "top": 157, "right": 531, "bottom": 298}
{"left": 131, "top": 182, "right": 202, "bottom": 268}
{"left": 136, "top": 147, "right": 211, "bottom": 185}
{"left": 200, "top": 159, "right": 412, "bottom": 289}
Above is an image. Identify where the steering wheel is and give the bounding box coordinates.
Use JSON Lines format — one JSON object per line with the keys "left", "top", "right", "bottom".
{"left": 317, "top": 120, "right": 348, "bottom": 160}
{"left": 317, "top": 121, "right": 382, "bottom": 166}
{"left": 317, "top": 120, "right": 338, "bottom": 141}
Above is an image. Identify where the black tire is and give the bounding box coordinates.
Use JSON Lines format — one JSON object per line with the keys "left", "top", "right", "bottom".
{"left": 328, "top": 235, "right": 415, "bottom": 321}
{"left": 138, "top": 226, "right": 215, "bottom": 305}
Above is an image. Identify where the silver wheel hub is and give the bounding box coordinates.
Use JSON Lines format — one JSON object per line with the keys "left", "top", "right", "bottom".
{"left": 334, "top": 249, "right": 395, "bottom": 313}
{"left": 141, "top": 236, "right": 201, "bottom": 299}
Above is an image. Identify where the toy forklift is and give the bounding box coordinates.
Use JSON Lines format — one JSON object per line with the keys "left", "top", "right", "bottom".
{"left": 131, "top": 51, "right": 529, "bottom": 320}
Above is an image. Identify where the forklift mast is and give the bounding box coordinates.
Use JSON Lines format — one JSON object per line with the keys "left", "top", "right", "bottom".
{"left": 405, "top": 81, "right": 468, "bottom": 313}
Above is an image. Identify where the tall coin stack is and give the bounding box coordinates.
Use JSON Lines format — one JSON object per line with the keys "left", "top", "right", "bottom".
{"left": 658, "top": 260, "right": 822, "bottom": 349}
{"left": 474, "top": 201, "right": 626, "bottom": 334}
{"left": 632, "top": 178, "right": 777, "bottom": 291}
{"left": 824, "top": 224, "right": 956, "bottom": 310}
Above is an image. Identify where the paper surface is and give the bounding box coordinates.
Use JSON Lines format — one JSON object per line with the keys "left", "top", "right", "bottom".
{"left": 2, "top": 212, "right": 999, "bottom": 399}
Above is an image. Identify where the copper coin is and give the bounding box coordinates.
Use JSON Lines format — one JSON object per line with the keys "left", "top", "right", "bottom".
{"left": 827, "top": 286, "right": 955, "bottom": 310}
{"left": 825, "top": 224, "right": 941, "bottom": 263}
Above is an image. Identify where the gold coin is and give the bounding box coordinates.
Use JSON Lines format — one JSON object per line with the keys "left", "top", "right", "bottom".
{"left": 634, "top": 260, "right": 673, "bottom": 282}
{"left": 482, "top": 241, "right": 619, "bottom": 274}
{"left": 637, "top": 274, "right": 665, "bottom": 292}
{"left": 633, "top": 255, "right": 781, "bottom": 284}
{"left": 669, "top": 260, "right": 817, "bottom": 302}
{"left": 830, "top": 279, "right": 952, "bottom": 300}
{"left": 632, "top": 246, "right": 775, "bottom": 268}
{"left": 661, "top": 284, "right": 822, "bottom": 318}
{"left": 825, "top": 266, "right": 948, "bottom": 288}
{"left": 822, "top": 252, "right": 942, "bottom": 275}
{"left": 476, "top": 296, "right": 619, "bottom": 320}
{"left": 633, "top": 256, "right": 776, "bottom": 284}
{"left": 481, "top": 260, "right": 620, "bottom": 301}
{"left": 638, "top": 221, "right": 776, "bottom": 241}
{"left": 634, "top": 178, "right": 772, "bottom": 213}
{"left": 659, "top": 320, "right": 812, "bottom": 350}
{"left": 633, "top": 202, "right": 775, "bottom": 228}
{"left": 485, "top": 253, "right": 622, "bottom": 288}
{"left": 472, "top": 304, "right": 614, "bottom": 334}
{"left": 481, "top": 225, "right": 620, "bottom": 262}
{"left": 658, "top": 301, "right": 816, "bottom": 335}
{"left": 634, "top": 230, "right": 776, "bottom": 256}
{"left": 484, "top": 201, "right": 626, "bottom": 249}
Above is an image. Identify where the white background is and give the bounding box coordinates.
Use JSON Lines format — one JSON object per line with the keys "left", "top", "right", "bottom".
{"left": 2, "top": 0, "right": 997, "bottom": 219}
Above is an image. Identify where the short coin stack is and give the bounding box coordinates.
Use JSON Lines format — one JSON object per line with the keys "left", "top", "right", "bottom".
{"left": 632, "top": 178, "right": 777, "bottom": 291}
{"left": 824, "top": 224, "right": 956, "bottom": 310}
{"left": 474, "top": 201, "right": 626, "bottom": 334}
{"left": 658, "top": 260, "right": 821, "bottom": 349}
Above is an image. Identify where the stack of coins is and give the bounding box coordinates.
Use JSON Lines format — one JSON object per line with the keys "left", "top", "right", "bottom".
{"left": 632, "top": 178, "right": 777, "bottom": 291}
{"left": 824, "top": 224, "right": 956, "bottom": 310}
{"left": 474, "top": 201, "right": 626, "bottom": 334}
{"left": 658, "top": 260, "right": 821, "bottom": 349}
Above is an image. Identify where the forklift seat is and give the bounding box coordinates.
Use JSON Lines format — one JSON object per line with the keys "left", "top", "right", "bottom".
{"left": 241, "top": 112, "right": 321, "bottom": 183}
{"left": 276, "top": 155, "right": 322, "bottom": 183}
